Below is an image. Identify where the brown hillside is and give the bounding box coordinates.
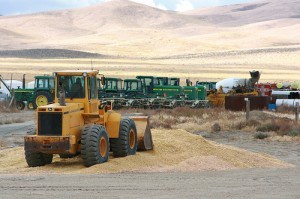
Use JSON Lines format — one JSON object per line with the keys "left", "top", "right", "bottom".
{"left": 0, "top": 0, "right": 299, "bottom": 57}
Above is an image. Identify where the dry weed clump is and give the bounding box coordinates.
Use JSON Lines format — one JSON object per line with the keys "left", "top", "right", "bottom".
{"left": 254, "top": 132, "right": 270, "bottom": 140}
{"left": 3, "top": 119, "right": 12, "bottom": 124}
{"left": 149, "top": 107, "right": 248, "bottom": 133}
{"left": 211, "top": 122, "right": 221, "bottom": 132}
{"left": 0, "top": 139, "right": 8, "bottom": 148}
{"left": 124, "top": 107, "right": 299, "bottom": 137}
{"left": 0, "top": 101, "right": 19, "bottom": 113}
{"left": 0, "top": 117, "right": 24, "bottom": 125}
{"left": 233, "top": 119, "right": 261, "bottom": 130}
{"left": 256, "top": 118, "right": 300, "bottom": 138}
{"left": 12, "top": 118, "right": 25, "bottom": 123}
{"left": 276, "top": 105, "right": 295, "bottom": 114}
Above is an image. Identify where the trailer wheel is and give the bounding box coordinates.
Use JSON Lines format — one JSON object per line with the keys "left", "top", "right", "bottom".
{"left": 27, "top": 102, "right": 34, "bottom": 110}
{"left": 110, "top": 118, "right": 137, "bottom": 157}
{"left": 34, "top": 91, "right": 53, "bottom": 108}
{"left": 25, "top": 151, "right": 53, "bottom": 167}
{"left": 81, "top": 125, "right": 109, "bottom": 167}
{"left": 16, "top": 101, "right": 25, "bottom": 110}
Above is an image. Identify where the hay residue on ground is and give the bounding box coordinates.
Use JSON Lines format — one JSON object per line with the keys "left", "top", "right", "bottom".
{"left": 0, "top": 129, "right": 292, "bottom": 174}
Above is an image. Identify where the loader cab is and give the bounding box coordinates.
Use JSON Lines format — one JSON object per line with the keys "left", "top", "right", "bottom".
{"left": 54, "top": 70, "right": 99, "bottom": 113}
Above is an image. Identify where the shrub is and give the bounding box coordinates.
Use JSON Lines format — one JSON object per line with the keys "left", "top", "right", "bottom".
{"left": 256, "top": 123, "right": 279, "bottom": 132}
{"left": 235, "top": 119, "right": 261, "bottom": 130}
{"left": 287, "top": 129, "right": 300, "bottom": 137}
{"left": 211, "top": 122, "right": 221, "bottom": 132}
{"left": 3, "top": 119, "right": 12, "bottom": 124}
{"left": 12, "top": 118, "right": 25, "bottom": 123}
{"left": 254, "top": 132, "right": 270, "bottom": 139}
{"left": 276, "top": 105, "right": 295, "bottom": 114}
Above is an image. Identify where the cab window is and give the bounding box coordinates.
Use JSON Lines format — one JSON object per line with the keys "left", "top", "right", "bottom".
{"left": 88, "top": 76, "right": 97, "bottom": 99}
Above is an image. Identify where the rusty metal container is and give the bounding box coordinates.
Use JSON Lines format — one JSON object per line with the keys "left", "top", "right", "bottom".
{"left": 225, "top": 96, "right": 270, "bottom": 111}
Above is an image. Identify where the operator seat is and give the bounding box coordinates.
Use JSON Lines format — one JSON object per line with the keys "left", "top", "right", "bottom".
{"left": 71, "top": 78, "right": 83, "bottom": 98}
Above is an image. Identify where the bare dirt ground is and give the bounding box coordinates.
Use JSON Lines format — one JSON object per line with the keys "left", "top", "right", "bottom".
{"left": 0, "top": 110, "right": 299, "bottom": 198}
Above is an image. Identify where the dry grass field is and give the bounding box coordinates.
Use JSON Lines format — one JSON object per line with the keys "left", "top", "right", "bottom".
{"left": 1, "top": 49, "right": 300, "bottom": 83}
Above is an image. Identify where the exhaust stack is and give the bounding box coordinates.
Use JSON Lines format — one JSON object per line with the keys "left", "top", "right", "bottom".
{"left": 22, "top": 74, "right": 26, "bottom": 89}
{"left": 59, "top": 82, "right": 66, "bottom": 106}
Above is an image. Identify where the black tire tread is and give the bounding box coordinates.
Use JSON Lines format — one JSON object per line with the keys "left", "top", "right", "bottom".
{"left": 25, "top": 151, "right": 53, "bottom": 167}
{"left": 110, "top": 118, "right": 137, "bottom": 157}
{"left": 81, "top": 125, "right": 109, "bottom": 167}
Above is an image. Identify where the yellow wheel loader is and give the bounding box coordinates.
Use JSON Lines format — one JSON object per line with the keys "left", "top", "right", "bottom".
{"left": 24, "top": 70, "right": 153, "bottom": 167}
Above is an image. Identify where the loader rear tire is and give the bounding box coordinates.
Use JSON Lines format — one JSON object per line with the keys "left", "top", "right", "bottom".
{"left": 25, "top": 151, "right": 53, "bottom": 167}
{"left": 81, "top": 125, "right": 109, "bottom": 167}
{"left": 110, "top": 118, "right": 137, "bottom": 157}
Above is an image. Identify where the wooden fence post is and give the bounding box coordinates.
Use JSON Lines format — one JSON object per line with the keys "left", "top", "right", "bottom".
{"left": 245, "top": 98, "right": 250, "bottom": 121}
{"left": 295, "top": 102, "right": 299, "bottom": 122}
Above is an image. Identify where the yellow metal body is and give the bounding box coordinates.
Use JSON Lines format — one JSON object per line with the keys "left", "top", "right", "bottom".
{"left": 25, "top": 70, "right": 153, "bottom": 155}
{"left": 25, "top": 70, "right": 122, "bottom": 155}
{"left": 208, "top": 89, "right": 258, "bottom": 107}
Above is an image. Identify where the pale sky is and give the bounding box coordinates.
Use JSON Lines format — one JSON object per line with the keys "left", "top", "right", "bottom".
{"left": 0, "top": 0, "right": 256, "bottom": 15}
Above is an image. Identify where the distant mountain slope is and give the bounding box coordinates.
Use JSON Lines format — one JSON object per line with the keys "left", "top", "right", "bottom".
{"left": 184, "top": 0, "right": 300, "bottom": 26}
{"left": 0, "top": 0, "right": 205, "bottom": 53}
{"left": 0, "top": 49, "right": 105, "bottom": 59}
{"left": 0, "top": 0, "right": 299, "bottom": 57}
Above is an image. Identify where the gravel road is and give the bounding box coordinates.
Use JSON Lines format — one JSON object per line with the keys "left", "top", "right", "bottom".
{"left": 0, "top": 168, "right": 299, "bottom": 199}
{"left": 0, "top": 121, "right": 34, "bottom": 147}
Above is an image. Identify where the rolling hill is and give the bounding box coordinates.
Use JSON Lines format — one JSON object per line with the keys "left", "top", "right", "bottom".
{"left": 185, "top": 0, "right": 300, "bottom": 26}
{"left": 0, "top": 0, "right": 299, "bottom": 57}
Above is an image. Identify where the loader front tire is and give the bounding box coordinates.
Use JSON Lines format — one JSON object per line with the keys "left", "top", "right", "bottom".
{"left": 25, "top": 151, "right": 53, "bottom": 167}
{"left": 110, "top": 118, "right": 137, "bottom": 157}
{"left": 81, "top": 125, "right": 109, "bottom": 167}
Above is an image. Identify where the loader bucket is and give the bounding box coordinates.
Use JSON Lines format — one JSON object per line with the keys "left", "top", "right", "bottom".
{"left": 128, "top": 115, "right": 153, "bottom": 151}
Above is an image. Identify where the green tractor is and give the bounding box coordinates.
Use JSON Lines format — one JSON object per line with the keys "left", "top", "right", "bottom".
{"left": 98, "top": 77, "right": 124, "bottom": 109}
{"left": 196, "top": 81, "right": 217, "bottom": 95}
{"left": 123, "top": 79, "right": 145, "bottom": 108}
{"left": 14, "top": 75, "right": 54, "bottom": 110}
{"left": 124, "top": 79, "right": 144, "bottom": 99}
{"left": 32, "top": 75, "right": 55, "bottom": 109}
{"left": 170, "top": 78, "right": 180, "bottom": 86}
{"left": 136, "top": 76, "right": 183, "bottom": 108}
